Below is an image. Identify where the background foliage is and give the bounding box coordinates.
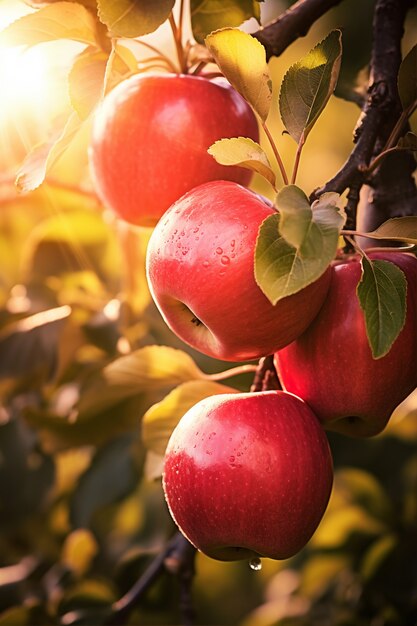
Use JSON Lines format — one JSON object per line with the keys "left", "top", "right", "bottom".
{"left": 0, "top": 0, "right": 417, "bottom": 624}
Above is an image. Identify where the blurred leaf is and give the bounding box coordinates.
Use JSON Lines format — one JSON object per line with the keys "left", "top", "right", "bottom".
{"left": 301, "top": 554, "right": 350, "bottom": 599}
{"left": 142, "top": 380, "right": 238, "bottom": 456}
{"left": 16, "top": 113, "right": 84, "bottom": 193}
{"left": 398, "top": 44, "right": 417, "bottom": 112}
{"left": 357, "top": 256, "right": 407, "bottom": 359}
{"left": 190, "top": 0, "right": 260, "bottom": 44}
{"left": 69, "top": 50, "right": 108, "bottom": 120}
{"left": 397, "top": 131, "right": 417, "bottom": 152}
{"left": 0, "top": 2, "right": 98, "bottom": 47}
{"left": 387, "top": 389, "right": 417, "bottom": 440}
{"left": 361, "top": 534, "right": 397, "bottom": 580}
{"left": 97, "top": 0, "right": 175, "bottom": 37}
{"left": 23, "top": 210, "right": 121, "bottom": 289}
{"left": 59, "top": 579, "right": 115, "bottom": 614}
{"left": 279, "top": 30, "right": 342, "bottom": 143}
{"left": 0, "top": 413, "right": 55, "bottom": 526}
{"left": 77, "top": 345, "right": 204, "bottom": 419}
{"left": 255, "top": 187, "right": 345, "bottom": 304}
{"left": 0, "top": 607, "right": 31, "bottom": 625}
{"left": 311, "top": 505, "right": 386, "bottom": 549}
{"left": 25, "top": 393, "right": 149, "bottom": 452}
{"left": 205, "top": 28, "right": 271, "bottom": 122}
{"left": 104, "top": 42, "right": 138, "bottom": 93}
{"left": 363, "top": 216, "right": 417, "bottom": 245}
{"left": 208, "top": 137, "right": 276, "bottom": 188}
{"left": 335, "top": 468, "right": 392, "bottom": 521}
{"left": 0, "top": 306, "right": 71, "bottom": 383}
{"left": 62, "top": 529, "right": 99, "bottom": 576}
{"left": 70, "top": 434, "right": 137, "bottom": 528}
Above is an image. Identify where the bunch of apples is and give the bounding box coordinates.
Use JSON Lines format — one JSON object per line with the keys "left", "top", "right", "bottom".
{"left": 89, "top": 27, "right": 417, "bottom": 564}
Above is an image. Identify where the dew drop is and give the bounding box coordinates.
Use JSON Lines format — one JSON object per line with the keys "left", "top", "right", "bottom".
{"left": 221, "top": 255, "right": 230, "bottom": 265}
{"left": 203, "top": 260, "right": 210, "bottom": 268}
{"left": 193, "top": 227, "right": 199, "bottom": 233}
{"left": 249, "top": 557, "right": 262, "bottom": 571}
{"left": 229, "top": 455, "right": 235, "bottom": 463}
{"left": 231, "top": 239, "right": 235, "bottom": 248}
{"left": 215, "top": 247, "right": 223, "bottom": 255}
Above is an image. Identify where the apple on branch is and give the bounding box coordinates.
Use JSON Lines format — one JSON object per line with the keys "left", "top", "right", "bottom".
{"left": 88, "top": 74, "right": 259, "bottom": 227}
{"left": 163, "top": 390, "right": 333, "bottom": 561}
{"left": 146, "top": 180, "right": 332, "bottom": 362}
{"left": 275, "top": 252, "right": 417, "bottom": 437}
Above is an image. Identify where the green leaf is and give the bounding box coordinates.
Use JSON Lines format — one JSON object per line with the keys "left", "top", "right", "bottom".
{"left": 208, "top": 137, "right": 276, "bottom": 188}
{"left": 142, "top": 380, "right": 238, "bottom": 456}
{"left": 398, "top": 44, "right": 417, "bottom": 112}
{"left": 363, "top": 216, "right": 417, "bottom": 245}
{"left": 97, "top": 0, "right": 175, "bottom": 38}
{"left": 190, "top": 0, "right": 260, "bottom": 44}
{"left": 357, "top": 256, "right": 407, "bottom": 359}
{"left": 205, "top": 28, "right": 271, "bottom": 122}
{"left": 255, "top": 186, "right": 345, "bottom": 304}
{"left": 69, "top": 50, "right": 108, "bottom": 120}
{"left": 279, "top": 29, "right": 342, "bottom": 143}
{"left": 16, "top": 113, "right": 84, "bottom": 193}
{"left": 0, "top": 2, "right": 99, "bottom": 48}
{"left": 77, "top": 345, "right": 204, "bottom": 419}
{"left": 70, "top": 434, "right": 137, "bottom": 528}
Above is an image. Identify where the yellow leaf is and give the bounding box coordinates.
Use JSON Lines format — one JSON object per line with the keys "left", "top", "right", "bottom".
{"left": 205, "top": 28, "right": 271, "bottom": 122}
{"left": 208, "top": 137, "right": 276, "bottom": 188}
{"left": 142, "top": 380, "right": 238, "bottom": 456}
{"left": 61, "top": 529, "right": 99, "bottom": 576}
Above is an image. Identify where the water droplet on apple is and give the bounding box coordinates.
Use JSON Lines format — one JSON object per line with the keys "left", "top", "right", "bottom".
{"left": 249, "top": 557, "right": 262, "bottom": 571}
{"left": 216, "top": 247, "right": 223, "bottom": 255}
{"left": 229, "top": 455, "right": 235, "bottom": 463}
{"left": 203, "top": 261, "right": 209, "bottom": 268}
{"left": 221, "top": 256, "right": 230, "bottom": 265}
{"left": 193, "top": 227, "right": 199, "bottom": 233}
{"left": 231, "top": 240, "right": 235, "bottom": 248}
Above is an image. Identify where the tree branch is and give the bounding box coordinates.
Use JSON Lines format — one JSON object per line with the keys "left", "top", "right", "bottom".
{"left": 313, "top": 0, "right": 417, "bottom": 228}
{"left": 253, "top": 0, "right": 344, "bottom": 61}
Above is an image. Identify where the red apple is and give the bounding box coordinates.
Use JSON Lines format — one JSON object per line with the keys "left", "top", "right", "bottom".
{"left": 163, "top": 390, "right": 333, "bottom": 561}
{"left": 146, "top": 180, "right": 331, "bottom": 362}
{"left": 88, "top": 73, "right": 259, "bottom": 227}
{"left": 275, "top": 252, "right": 417, "bottom": 437}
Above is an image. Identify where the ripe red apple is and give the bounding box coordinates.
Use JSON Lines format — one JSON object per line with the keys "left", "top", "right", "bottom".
{"left": 163, "top": 390, "right": 333, "bottom": 561}
{"left": 89, "top": 73, "right": 259, "bottom": 227}
{"left": 146, "top": 180, "right": 331, "bottom": 362}
{"left": 275, "top": 252, "right": 417, "bottom": 437}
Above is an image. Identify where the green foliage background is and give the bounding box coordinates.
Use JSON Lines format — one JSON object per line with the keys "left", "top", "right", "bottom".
{"left": 0, "top": 1, "right": 416, "bottom": 625}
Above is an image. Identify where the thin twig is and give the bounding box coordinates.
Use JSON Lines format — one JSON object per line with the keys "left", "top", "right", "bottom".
{"left": 250, "top": 355, "right": 281, "bottom": 393}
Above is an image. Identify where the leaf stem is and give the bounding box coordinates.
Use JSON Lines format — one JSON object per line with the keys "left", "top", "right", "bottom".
{"left": 169, "top": 12, "right": 187, "bottom": 74}
{"left": 262, "top": 122, "right": 289, "bottom": 186}
{"left": 291, "top": 136, "right": 305, "bottom": 184}
{"left": 129, "top": 39, "right": 179, "bottom": 74}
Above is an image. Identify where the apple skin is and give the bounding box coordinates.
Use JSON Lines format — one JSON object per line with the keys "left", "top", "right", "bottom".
{"left": 275, "top": 252, "right": 417, "bottom": 437}
{"left": 163, "top": 390, "right": 333, "bottom": 561}
{"left": 146, "top": 180, "right": 331, "bottom": 362}
{"left": 89, "top": 73, "right": 259, "bottom": 227}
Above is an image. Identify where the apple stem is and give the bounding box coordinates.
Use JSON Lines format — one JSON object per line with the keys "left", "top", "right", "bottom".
{"left": 291, "top": 136, "right": 305, "bottom": 185}
{"left": 169, "top": 12, "right": 188, "bottom": 74}
{"left": 205, "top": 364, "right": 258, "bottom": 381}
{"left": 130, "top": 39, "right": 179, "bottom": 74}
{"left": 262, "top": 122, "right": 289, "bottom": 186}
